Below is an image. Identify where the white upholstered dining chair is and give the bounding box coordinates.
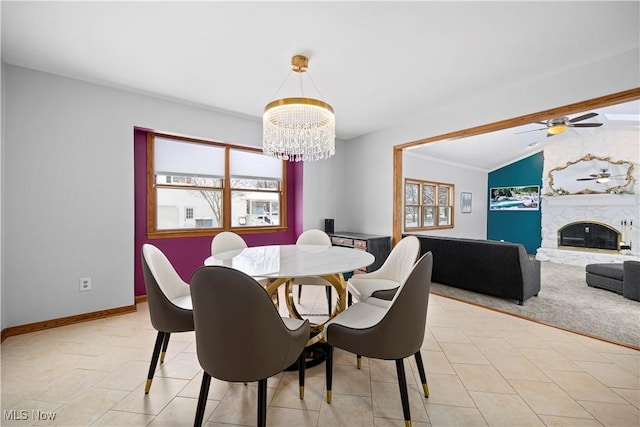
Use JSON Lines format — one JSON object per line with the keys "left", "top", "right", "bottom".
{"left": 291, "top": 229, "right": 334, "bottom": 314}
{"left": 141, "top": 243, "right": 194, "bottom": 394}
{"left": 210, "top": 231, "right": 270, "bottom": 287}
{"left": 211, "top": 231, "right": 248, "bottom": 256}
{"left": 347, "top": 235, "right": 420, "bottom": 307}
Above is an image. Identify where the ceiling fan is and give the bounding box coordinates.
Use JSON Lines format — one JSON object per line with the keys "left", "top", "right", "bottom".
{"left": 576, "top": 168, "right": 626, "bottom": 184}
{"left": 517, "top": 112, "right": 603, "bottom": 137}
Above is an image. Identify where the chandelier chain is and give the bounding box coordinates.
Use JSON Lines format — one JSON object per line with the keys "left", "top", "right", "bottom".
{"left": 305, "top": 72, "right": 326, "bottom": 102}
{"left": 269, "top": 70, "right": 294, "bottom": 101}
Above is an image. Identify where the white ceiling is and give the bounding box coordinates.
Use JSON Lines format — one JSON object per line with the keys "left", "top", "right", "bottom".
{"left": 407, "top": 100, "right": 640, "bottom": 171}
{"left": 2, "top": 1, "right": 639, "bottom": 170}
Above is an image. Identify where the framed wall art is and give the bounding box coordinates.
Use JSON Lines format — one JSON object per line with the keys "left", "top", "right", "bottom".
{"left": 489, "top": 185, "right": 540, "bottom": 211}
{"left": 461, "top": 192, "right": 472, "bottom": 213}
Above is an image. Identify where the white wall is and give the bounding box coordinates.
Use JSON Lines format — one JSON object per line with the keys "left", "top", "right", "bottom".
{"left": 342, "top": 48, "right": 640, "bottom": 236}
{"left": 341, "top": 132, "right": 395, "bottom": 235}
{"left": 403, "top": 152, "right": 488, "bottom": 239}
{"left": 1, "top": 64, "right": 346, "bottom": 329}
{"left": 302, "top": 139, "right": 348, "bottom": 232}
{"left": 1, "top": 60, "right": 5, "bottom": 329}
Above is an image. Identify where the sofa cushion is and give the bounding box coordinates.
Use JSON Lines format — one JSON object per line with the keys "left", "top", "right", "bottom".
{"left": 586, "top": 273, "right": 623, "bottom": 294}
{"left": 585, "top": 263, "right": 624, "bottom": 281}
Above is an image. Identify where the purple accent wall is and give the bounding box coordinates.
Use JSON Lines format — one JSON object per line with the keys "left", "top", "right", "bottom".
{"left": 134, "top": 128, "right": 303, "bottom": 296}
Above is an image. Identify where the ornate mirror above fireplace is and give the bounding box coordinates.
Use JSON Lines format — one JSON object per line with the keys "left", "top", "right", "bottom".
{"left": 548, "top": 154, "right": 635, "bottom": 195}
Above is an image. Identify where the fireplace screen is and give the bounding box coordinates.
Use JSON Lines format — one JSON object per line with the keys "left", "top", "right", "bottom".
{"left": 559, "top": 222, "right": 619, "bottom": 251}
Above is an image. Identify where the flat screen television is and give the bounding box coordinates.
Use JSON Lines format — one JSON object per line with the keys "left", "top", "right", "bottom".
{"left": 489, "top": 185, "right": 540, "bottom": 211}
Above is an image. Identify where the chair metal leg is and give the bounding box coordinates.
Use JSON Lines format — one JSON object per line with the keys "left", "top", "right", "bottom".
{"left": 194, "top": 372, "right": 211, "bottom": 427}
{"left": 395, "top": 359, "right": 412, "bottom": 427}
{"left": 298, "top": 285, "right": 302, "bottom": 303}
{"left": 414, "top": 351, "right": 429, "bottom": 398}
{"left": 325, "top": 345, "right": 333, "bottom": 403}
{"left": 160, "top": 332, "right": 171, "bottom": 363}
{"left": 257, "top": 378, "right": 268, "bottom": 427}
{"left": 298, "top": 351, "right": 306, "bottom": 399}
{"left": 145, "top": 331, "right": 165, "bottom": 394}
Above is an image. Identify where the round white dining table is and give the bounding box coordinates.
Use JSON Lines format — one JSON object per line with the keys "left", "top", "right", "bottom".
{"left": 204, "top": 244, "right": 375, "bottom": 338}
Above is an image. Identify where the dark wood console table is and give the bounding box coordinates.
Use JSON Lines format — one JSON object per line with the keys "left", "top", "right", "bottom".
{"left": 329, "top": 231, "right": 391, "bottom": 273}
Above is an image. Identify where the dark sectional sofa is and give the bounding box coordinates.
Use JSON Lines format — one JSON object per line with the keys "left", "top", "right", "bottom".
{"left": 405, "top": 234, "right": 541, "bottom": 305}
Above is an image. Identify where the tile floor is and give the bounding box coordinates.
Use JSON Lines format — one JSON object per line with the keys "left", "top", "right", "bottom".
{"left": 1, "top": 286, "right": 639, "bottom": 426}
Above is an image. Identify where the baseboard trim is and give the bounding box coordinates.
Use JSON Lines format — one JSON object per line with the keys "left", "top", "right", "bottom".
{"left": 135, "top": 295, "right": 148, "bottom": 304}
{"left": 431, "top": 291, "right": 640, "bottom": 352}
{"left": 0, "top": 304, "right": 137, "bottom": 343}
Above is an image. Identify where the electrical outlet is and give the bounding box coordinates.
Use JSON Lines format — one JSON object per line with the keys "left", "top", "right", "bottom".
{"left": 79, "top": 277, "right": 92, "bottom": 292}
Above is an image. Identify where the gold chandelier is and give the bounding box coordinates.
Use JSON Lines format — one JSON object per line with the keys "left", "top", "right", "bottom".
{"left": 263, "top": 55, "right": 335, "bottom": 162}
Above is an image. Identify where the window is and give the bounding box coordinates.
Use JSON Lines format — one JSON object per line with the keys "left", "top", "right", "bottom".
{"left": 404, "top": 178, "right": 454, "bottom": 230}
{"left": 229, "top": 149, "right": 282, "bottom": 228}
{"left": 147, "top": 133, "right": 285, "bottom": 238}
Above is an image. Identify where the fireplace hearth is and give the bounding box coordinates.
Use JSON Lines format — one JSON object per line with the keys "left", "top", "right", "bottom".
{"left": 559, "top": 222, "right": 619, "bottom": 251}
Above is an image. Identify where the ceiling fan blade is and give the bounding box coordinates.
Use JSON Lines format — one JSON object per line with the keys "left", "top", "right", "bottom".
{"left": 570, "top": 123, "right": 603, "bottom": 128}
{"left": 514, "top": 127, "right": 546, "bottom": 135}
{"left": 576, "top": 177, "right": 597, "bottom": 181}
{"left": 569, "top": 112, "right": 598, "bottom": 123}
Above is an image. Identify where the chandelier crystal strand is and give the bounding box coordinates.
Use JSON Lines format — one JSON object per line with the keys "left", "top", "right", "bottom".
{"left": 263, "top": 55, "right": 335, "bottom": 162}
{"left": 263, "top": 99, "right": 335, "bottom": 161}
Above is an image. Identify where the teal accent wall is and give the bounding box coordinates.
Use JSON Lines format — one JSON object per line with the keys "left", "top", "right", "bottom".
{"left": 487, "top": 152, "right": 543, "bottom": 254}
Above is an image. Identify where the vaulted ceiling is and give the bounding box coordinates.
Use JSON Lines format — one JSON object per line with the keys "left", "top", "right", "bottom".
{"left": 407, "top": 99, "right": 640, "bottom": 171}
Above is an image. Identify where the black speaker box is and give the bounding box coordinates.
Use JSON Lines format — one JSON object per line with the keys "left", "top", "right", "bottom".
{"left": 324, "top": 218, "right": 334, "bottom": 234}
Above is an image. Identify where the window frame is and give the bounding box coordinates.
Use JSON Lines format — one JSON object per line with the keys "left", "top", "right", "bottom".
{"left": 404, "top": 178, "right": 455, "bottom": 231}
{"left": 147, "top": 132, "right": 287, "bottom": 238}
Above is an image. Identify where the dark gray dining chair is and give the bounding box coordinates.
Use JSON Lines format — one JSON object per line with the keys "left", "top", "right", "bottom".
{"left": 190, "top": 265, "right": 310, "bottom": 427}
{"left": 141, "top": 243, "right": 194, "bottom": 394}
{"left": 346, "top": 235, "right": 421, "bottom": 368}
{"left": 324, "top": 252, "right": 433, "bottom": 427}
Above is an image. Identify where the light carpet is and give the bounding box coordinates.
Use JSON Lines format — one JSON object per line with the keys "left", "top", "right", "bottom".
{"left": 429, "top": 261, "right": 640, "bottom": 348}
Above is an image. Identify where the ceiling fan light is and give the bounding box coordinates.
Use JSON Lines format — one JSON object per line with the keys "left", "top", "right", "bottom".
{"left": 548, "top": 124, "right": 568, "bottom": 135}
{"left": 596, "top": 177, "right": 610, "bottom": 183}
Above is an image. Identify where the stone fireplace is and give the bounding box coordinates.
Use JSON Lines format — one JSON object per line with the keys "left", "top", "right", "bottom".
{"left": 535, "top": 130, "right": 639, "bottom": 266}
